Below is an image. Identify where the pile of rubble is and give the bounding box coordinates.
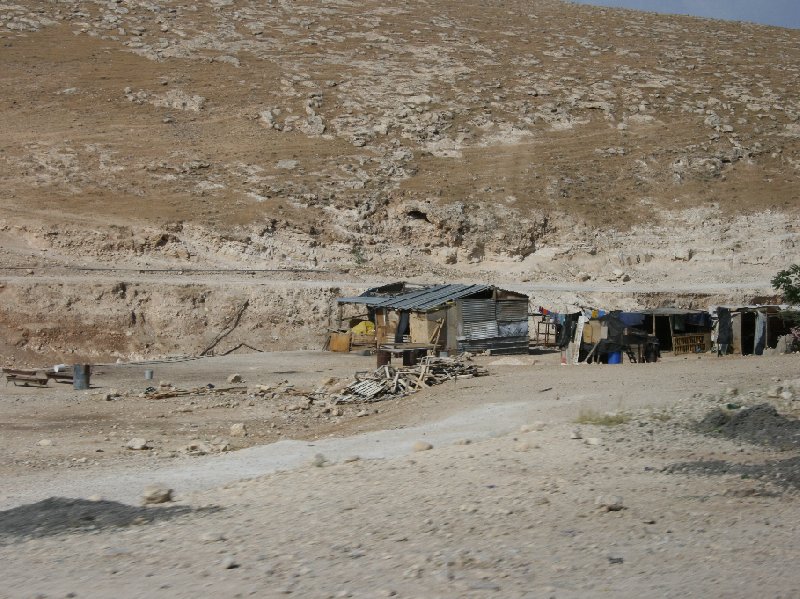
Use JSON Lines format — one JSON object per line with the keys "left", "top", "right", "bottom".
{"left": 99, "top": 357, "right": 489, "bottom": 414}
{"left": 327, "top": 356, "right": 489, "bottom": 403}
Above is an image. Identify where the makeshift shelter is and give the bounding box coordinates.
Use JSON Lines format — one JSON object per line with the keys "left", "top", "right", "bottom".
{"left": 715, "top": 305, "right": 798, "bottom": 355}
{"left": 336, "top": 283, "right": 530, "bottom": 355}
{"left": 629, "top": 308, "right": 713, "bottom": 354}
{"left": 567, "top": 309, "right": 659, "bottom": 364}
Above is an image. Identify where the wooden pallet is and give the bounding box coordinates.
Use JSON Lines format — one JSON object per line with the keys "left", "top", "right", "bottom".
{"left": 673, "top": 334, "right": 708, "bottom": 355}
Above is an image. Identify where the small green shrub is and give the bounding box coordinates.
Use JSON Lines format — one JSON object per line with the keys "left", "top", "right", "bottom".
{"left": 350, "top": 246, "right": 367, "bottom": 265}
{"left": 575, "top": 408, "right": 629, "bottom": 426}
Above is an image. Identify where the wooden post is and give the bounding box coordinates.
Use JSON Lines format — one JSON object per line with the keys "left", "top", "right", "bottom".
{"left": 668, "top": 316, "right": 676, "bottom": 353}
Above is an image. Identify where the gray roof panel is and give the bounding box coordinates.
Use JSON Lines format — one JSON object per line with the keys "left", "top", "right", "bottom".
{"left": 338, "top": 283, "right": 512, "bottom": 311}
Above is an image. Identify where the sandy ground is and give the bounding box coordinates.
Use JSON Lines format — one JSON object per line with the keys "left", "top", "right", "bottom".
{"left": 2, "top": 350, "right": 799, "bottom": 598}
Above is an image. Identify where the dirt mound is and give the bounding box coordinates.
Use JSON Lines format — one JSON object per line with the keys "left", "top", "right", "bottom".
{"left": 0, "top": 497, "right": 205, "bottom": 543}
{"left": 666, "top": 456, "right": 800, "bottom": 492}
{"left": 695, "top": 403, "right": 800, "bottom": 450}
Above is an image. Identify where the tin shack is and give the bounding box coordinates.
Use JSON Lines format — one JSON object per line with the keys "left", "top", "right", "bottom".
{"left": 336, "top": 283, "right": 530, "bottom": 355}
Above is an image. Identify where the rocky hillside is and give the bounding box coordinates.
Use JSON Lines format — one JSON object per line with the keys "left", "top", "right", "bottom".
{"left": 0, "top": 0, "right": 798, "bottom": 361}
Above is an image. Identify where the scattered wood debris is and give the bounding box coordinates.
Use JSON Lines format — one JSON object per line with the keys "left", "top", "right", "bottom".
{"left": 332, "top": 356, "right": 489, "bottom": 403}
{"left": 143, "top": 385, "right": 249, "bottom": 400}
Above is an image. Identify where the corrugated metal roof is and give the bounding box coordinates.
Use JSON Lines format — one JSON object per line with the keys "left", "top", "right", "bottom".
{"left": 338, "top": 284, "right": 496, "bottom": 311}
{"left": 335, "top": 295, "right": 390, "bottom": 307}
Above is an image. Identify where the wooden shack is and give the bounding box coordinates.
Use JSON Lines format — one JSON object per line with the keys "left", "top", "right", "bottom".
{"left": 336, "top": 283, "right": 530, "bottom": 355}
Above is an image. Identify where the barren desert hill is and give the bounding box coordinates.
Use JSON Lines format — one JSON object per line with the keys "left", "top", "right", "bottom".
{"left": 0, "top": 0, "right": 798, "bottom": 361}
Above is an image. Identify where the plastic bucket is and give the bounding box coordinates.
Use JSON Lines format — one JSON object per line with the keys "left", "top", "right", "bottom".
{"left": 608, "top": 351, "right": 622, "bottom": 365}
{"left": 144, "top": 369, "right": 154, "bottom": 380}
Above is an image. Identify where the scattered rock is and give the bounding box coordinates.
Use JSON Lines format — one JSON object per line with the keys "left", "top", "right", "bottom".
{"left": 229, "top": 423, "right": 247, "bottom": 437}
{"left": 210, "top": 437, "right": 231, "bottom": 452}
{"left": 595, "top": 495, "right": 624, "bottom": 512}
{"left": 227, "top": 373, "right": 243, "bottom": 383}
{"left": 532, "top": 421, "right": 546, "bottom": 431}
{"left": 673, "top": 248, "right": 694, "bottom": 262}
{"left": 276, "top": 159, "right": 299, "bottom": 170}
{"left": 126, "top": 438, "right": 150, "bottom": 450}
{"left": 182, "top": 441, "right": 211, "bottom": 456}
{"left": 310, "top": 453, "right": 328, "bottom": 467}
{"left": 142, "top": 484, "right": 173, "bottom": 505}
{"left": 222, "top": 556, "right": 240, "bottom": 569}
{"left": 36, "top": 439, "right": 53, "bottom": 447}
{"left": 412, "top": 441, "right": 433, "bottom": 452}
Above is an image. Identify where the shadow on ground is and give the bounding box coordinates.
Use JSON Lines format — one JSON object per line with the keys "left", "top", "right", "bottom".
{"left": 666, "top": 404, "right": 800, "bottom": 492}
{"left": 665, "top": 456, "right": 800, "bottom": 491}
{"left": 0, "top": 497, "right": 219, "bottom": 543}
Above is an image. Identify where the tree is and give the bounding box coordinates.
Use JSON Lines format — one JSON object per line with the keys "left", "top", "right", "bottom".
{"left": 772, "top": 264, "right": 800, "bottom": 304}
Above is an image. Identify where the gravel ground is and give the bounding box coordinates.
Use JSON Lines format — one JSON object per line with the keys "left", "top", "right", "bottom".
{"left": 1, "top": 352, "right": 799, "bottom": 598}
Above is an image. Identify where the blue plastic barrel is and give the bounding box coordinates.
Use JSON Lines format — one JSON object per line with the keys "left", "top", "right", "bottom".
{"left": 608, "top": 351, "right": 622, "bottom": 364}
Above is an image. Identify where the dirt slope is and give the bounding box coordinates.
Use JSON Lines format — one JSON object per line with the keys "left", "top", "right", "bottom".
{"left": 0, "top": 0, "right": 798, "bottom": 360}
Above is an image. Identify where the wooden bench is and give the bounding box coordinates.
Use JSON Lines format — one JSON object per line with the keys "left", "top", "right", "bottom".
{"left": 46, "top": 371, "right": 74, "bottom": 384}
{"left": 3, "top": 368, "right": 49, "bottom": 387}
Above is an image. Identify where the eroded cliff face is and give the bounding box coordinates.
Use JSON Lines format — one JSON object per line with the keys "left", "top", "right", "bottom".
{"left": 0, "top": 0, "right": 798, "bottom": 361}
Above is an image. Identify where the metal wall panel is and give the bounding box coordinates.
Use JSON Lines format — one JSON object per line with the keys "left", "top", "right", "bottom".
{"left": 459, "top": 320, "right": 499, "bottom": 340}
{"left": 458, "top": 336, "right": 529, "bottom": 355}
{"left": 460, "top": 299, "right": 496, "bottom": 322}
{"left": 496, "top": 300, "right": 528, "bottom": 322}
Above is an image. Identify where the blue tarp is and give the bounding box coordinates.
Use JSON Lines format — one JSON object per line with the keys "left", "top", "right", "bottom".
{"left": 620, "top": 312, "right": 646, "bottom": 326}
